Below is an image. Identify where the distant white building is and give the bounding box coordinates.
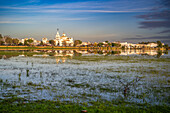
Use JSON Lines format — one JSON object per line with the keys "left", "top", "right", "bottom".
{"left": 20, "top": 38, "right": 40, "bottom": 45}
{"left": 54, "top": 29, "right": 74, "bottom": 46}
{"left": 119, "top": 42, "right": 159, "bottom": 48}
{"left": 42, "top": 38, "right": 48, "bottom": 44}
{"left": 146, "top": 43, "right": 158, "bottom": 48}
{"left": 81, "top": 42, "right": 91, "bottom": 46}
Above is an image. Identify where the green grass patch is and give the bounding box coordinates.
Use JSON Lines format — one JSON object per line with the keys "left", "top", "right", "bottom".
{"left": 0, "top": 97, "right": 169, "bottom": 113}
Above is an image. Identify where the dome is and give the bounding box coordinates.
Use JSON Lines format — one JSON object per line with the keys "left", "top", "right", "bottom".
{"left": 62, "top": 33, "right": 66, "bottom": 37}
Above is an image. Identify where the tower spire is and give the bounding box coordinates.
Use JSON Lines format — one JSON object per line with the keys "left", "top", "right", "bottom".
{"left": 55, "top": 28, "right": 60, "bottom": 39}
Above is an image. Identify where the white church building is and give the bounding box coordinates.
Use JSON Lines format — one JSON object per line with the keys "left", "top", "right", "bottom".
{"left": 54, "top": 29, "right": 74, "bottom": 46}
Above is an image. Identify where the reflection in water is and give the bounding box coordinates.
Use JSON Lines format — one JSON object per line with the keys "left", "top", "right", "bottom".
{"left": 54, "top": 50, "right": 74, "bottom": 57}
{"left": 0, "top": 50, "right": 169, "bottom": 106}
{"left": 56, "top": 57, "right": 67, "bottom": 64}
{"left": 56, "top": 57, "right": 60, "bottom": 64}
{"left": 62, "top": 57, "right": 66, "bottom": 63}
{"left": 0, "top": 49, "right": 169, "bottom": 60}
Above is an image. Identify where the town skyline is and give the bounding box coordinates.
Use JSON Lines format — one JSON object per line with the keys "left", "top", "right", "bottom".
{"left": 0, "top": 29, "right": 169, "bottom": 45}
{"left": 0, "top": 0, "right": 170, "bottom": 45}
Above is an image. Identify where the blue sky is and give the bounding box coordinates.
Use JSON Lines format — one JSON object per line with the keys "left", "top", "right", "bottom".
{"left": 0, "top": 0, "right": 169, "bottom": 44}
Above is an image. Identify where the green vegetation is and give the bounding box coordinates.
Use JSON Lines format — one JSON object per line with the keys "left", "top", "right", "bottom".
{"left": 163, "top": 44, "right": 169, "bottom": 50}
{"left": 74, "top": 40, "right": 82, "bottom": 46}
{"left": 49, "top": 40, "right": 55, "bottom": 46}
{"left": 112, "top": 43, "right": 121, "bottom": 47}
{"left": 0, "top": 97, "right": 169, "bottom": 113}
{"left": 0, "top": 34, "right": 20, "bottom": 46}
{"left": 157, "top": 41, "right": 163, "bottom": 48}
{"left": 24, "top": 39, "right": 34, "bottom": 46}
{"left": 73, "top": 55, "right": 170, "bottom": 63}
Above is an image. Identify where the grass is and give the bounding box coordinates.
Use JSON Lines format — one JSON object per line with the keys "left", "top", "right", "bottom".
{"left": 67, "top": 83, "right": 90, "bottom": 88}
{"left": 73, "top": 55, "right": 170, "bottom": 63}
{"left": 27, "top": 82, "right": 41, "bottom": 86}
{"left": 0, "top": 97, "right": 169, "bottom": 113}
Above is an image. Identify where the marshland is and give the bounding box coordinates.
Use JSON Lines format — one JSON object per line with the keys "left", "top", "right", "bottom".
{"left": 0, "top": 49, "right": 169, "bottom": 112}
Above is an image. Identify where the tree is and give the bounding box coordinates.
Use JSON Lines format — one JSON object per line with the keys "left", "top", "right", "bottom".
{"left": 23, "top": 39, "right": 33, "bottom": 46}
{"left": 0, "top": 34, "right": 3, "bottom": 39}
{"left": 12, "top": 38, "right": 19, "bottom": 45}
{"left": 27, "top": 39, "right": 33, "bottom": 43}
{"left": 157, "top": 41, "right": 162, "bottom": 48}
{"left": 93, "top": 42, "right": 98, "bottom": 47}
{"left": 105, "top": 41, "right": 109, "bottom": 43}
{"left": 0, "top": 34, "right": 4, "bottom": 45}
{"left": 98, "top": 42, "right": 103, "bottom": 47}
{"left": 24, "top": 40, "right": 29, "bottom": 46}
{"left": 164, "top": 44, "right": 169, "bottom": 50}
{"left": 112, "top": 43, "right": 121, "bottom": 47}
{"left": 49, "top": 40, "right": 55, "bottom": 46}
{"left": 122, "top": 46, "right": 125, "bottom": 50}
{"left": 0, "top": 40, "right": 4, "bottom": 45}
{"left": 4, "top": 36, "right": 13, "bottom": 45}
{"left": 18, "top": 42, "right": 23, "bottom": 46}
{"left": 74, "top": 40, "right": 82, "bottom": 46}
{"left": 39, "top": 41, "right": 43, "bottom": 46}
{"left": 108, "top": 43, "right": 112, "bottom": 47}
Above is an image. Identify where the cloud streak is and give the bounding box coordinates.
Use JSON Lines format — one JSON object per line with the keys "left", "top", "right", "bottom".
{"left": 158, "top": 30, "right": 170, "bottom": 34}
{"left": 0, "top": 0, "right": 156, "bottom": 13}
{"left": 0, "top": 21, "right": 30, "bottom": 24}
{"left": 139, "top": 21, "right": 170, "bottom": 29}
{"left": 137, "top": 0, "right": 170, "bottom": 32}
{"left": 124, "top": 35, "right": 170, "bottom": 40}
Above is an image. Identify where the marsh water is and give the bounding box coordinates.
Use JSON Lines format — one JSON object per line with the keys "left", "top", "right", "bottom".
{"left": 0, "top": 49, "right": 169, "bottom": 106}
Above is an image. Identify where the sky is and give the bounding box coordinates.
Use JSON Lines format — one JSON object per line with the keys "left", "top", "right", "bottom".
{"left": 0, "top": 0, "right": 170, "bottom": 44}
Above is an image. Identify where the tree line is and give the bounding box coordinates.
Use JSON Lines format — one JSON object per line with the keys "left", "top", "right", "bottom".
{"left": 0, "top": 34, "right": 37, "bottom": 46}
{"left": 0, "top": 34, "right": 168, "bottom": 49}
{"left": 0, "top": 34, "right": 20, "bottom": 46}
{"left": 139, "top": 41, "right": 168, "bottom": 48}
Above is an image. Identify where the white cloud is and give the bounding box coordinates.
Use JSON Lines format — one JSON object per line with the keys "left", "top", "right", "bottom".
{"left": 28, "top": 0, "right": 40, "bottom": 3}
{"left": 0, "top": 21, "right": 30, "bottom": 24}
{"left": 14, "top": 9, "right": 144, "bottom": 13}
{"left": 62, "top": 17, "right": 92, "bottom": 21}
{"left": 0, "top": 0, "right": 154, "bottom": 13}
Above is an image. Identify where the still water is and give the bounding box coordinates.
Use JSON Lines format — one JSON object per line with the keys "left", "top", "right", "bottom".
{"left": 0, "top": 49, "right": 169, "bottom": 105}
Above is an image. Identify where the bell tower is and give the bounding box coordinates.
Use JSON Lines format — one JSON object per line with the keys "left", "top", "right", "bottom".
{"left": 55, "top": 28, "right": 60, "bottom": 40}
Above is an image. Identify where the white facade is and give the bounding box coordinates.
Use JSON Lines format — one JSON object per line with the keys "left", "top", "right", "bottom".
{"left": 54, "top": 30, "right": 74, "bottom": 46}
{"left": 119, "top": 42, "right": 160, "bottom": 48}
{"left": 42, "top": 38, "right": 48, "bottom": 44}
{"left": 146, "top": 43, "right": 158, "bottom": 48}
{"left": 20, "top": 38, "right": 40, "bottom": 45}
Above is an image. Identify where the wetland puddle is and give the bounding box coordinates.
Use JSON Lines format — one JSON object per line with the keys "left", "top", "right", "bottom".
{"left": 0, "top": 50, "right": 169, "bottom": 106}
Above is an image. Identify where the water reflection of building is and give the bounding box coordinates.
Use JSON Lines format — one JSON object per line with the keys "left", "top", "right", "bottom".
{"left": 54, "top": 50, "right": 74, "bottom": 64}
{"left": 42, "top": 54, "right": 49, "bottom": 57}
{"left": 54, "top": 50, "right": 74, "bottom": 57}
{"left": 2, "top": 55, "right": 6, "bottom": 59}
{"left": 120, "top": 49, "right": 160, "bottom": 56}
{"left": 75, "top": 50, "right": 89, "bottom": 54}
{"left": 75, "top": 49, "right": 163, "bottom": 56}
{"left": 55, "top": 57, "right": 67, "bottom": 64}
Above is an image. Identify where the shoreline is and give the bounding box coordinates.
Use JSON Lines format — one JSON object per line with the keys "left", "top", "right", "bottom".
{"left": 0, "top": 46, "right": 167, "bottom": 50}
